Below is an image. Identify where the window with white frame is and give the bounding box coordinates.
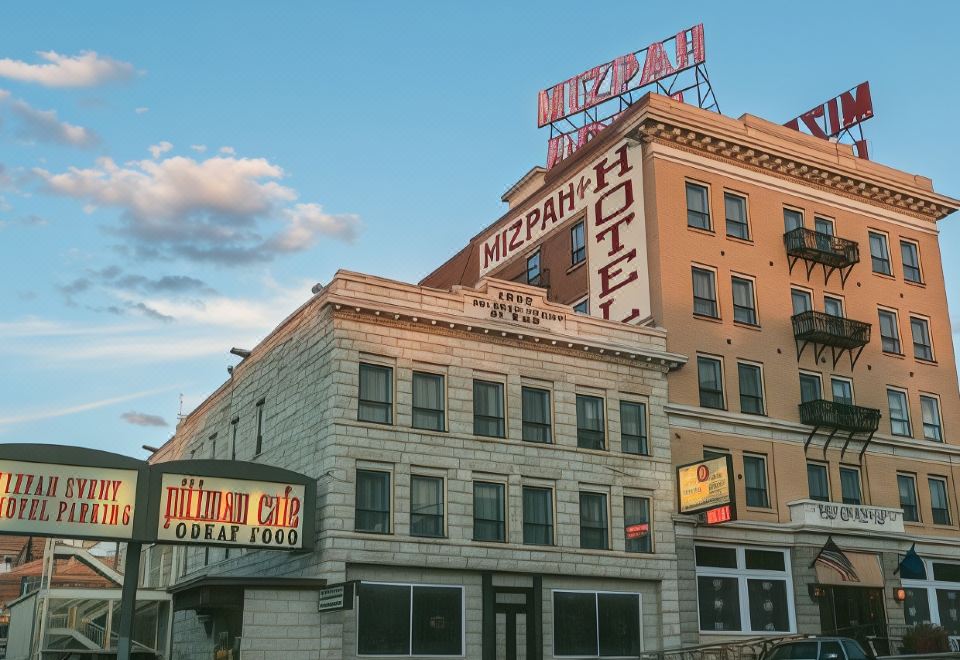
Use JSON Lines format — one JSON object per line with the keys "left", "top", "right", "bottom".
{"left": 902, "top": 559, "right": 960, "bottom": 636}
{"left": 571, "top": 221, "right": 586, "bottom": 265}
{"left": 572, "top": 298, "right": 589, "bottom": 315}
{"left": 783, "top": 208, "right": 803, "bottom": 232}
{"left": 357, "top": 582, "right": 463, "bottom": 656}
{"left": 692, "top": 266, "right": 719, "bottom": 318}
{"left": 921, "top": 395, "right": 944, "bottom": 442}
{"left": 888, "top": 388, "right": 912, "bottom": 437}
{"left": 869, "top": 231, "right": 892, "bottom": 275}
{"left": 791, "top": 288, "right": 813, "bottom": 315}
{"left": 878, "top": 309, "right": 902, "bottom": 354}
{"left": 686, "top": 182, "right": 711, "bottom": 230}
{"left": 929, "top": 477, "right": 952, "bottom": 526}
{"left": 901, "top": 240, "right": 923, "bottom": 283}
{"left": 911, "top": 316, "right": 934, "bottom": 361}
{"left": 410, "top": 475, "right": 444, "bottom": 538}
{"left": 619, "top": 401, "right": 648, "bottom": 455}
{"left": 553, "top": 590, "right": 642, "bottom": 657}
{"left": 725, "top": 192, "right": 749, "bottom": 240}
{"left": 695, "top": 545, "right": 794, "bottom": 633}
{"left": 731, "top": 276, "right": 758, "bottom": 325}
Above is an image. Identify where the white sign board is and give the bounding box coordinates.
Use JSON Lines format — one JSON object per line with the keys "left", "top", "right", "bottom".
{"left": 478, "top": 141, "right": 650, "bottom": 324}
{"left": 157, "top": 473, "right": 307, "bottom": 549}
{"left": 0, "top": 459, "right": 138, "bottom": 540}
{"left": 789, "top": 499, "right": 905, "bottom": 534}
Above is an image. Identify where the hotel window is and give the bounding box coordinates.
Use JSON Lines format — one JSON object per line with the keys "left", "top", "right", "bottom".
{"left": 888, "top": 388, "right": 912, "bottom": 436}
{"left": 929, "top": 477, "right": 952, "bottom": 525}
{"left": 254, "top": 399, "right": 264, "bottom": 455}
{"left": 791, "top": 288, "right": 813, "bottom": 315}
{"left": 783, "top": 207, "right": 803, "bottom": 232}
{"left": 410, "top": 475, "right": 443, "bottom": 538}
{"left": 619, "top": 401, "right": 648, "bottom": 455}
{"left": 553, "top": 591, "right": 642, "bottom": 657}
{"left": 411, "top": 372, "right": 444, "bottom": 431}
{"left": 799, "top": 372, "right": 822, "bottom": 403}
{"left": 743, "top": 454, "right": 769, "bottom": 508}
{"left": 807, "top": 463, "right": 830, "bottom": 502}
{"left": 208, "top": 432, "right": 217, "bottom": 459}
{"left": 521, "top": 386, "right": 552, "bottom": 443}
{"left": 473, "top": 380, "right": 505, "bottom": 438}
{"left": 527, "top": 251, "right": 541, "bottom": 285}
{"left": 831, "top": 377, "right": 853, "bottom": 405}
{"left": 624, "top": 496, "right": 652, "bottom": 553}
{"left": 703, "top": 447, "right": 729, "bottom": 461}
{"left": 815, "top": 216, "right": 835, "bottom": 235}
{"left": 571, "top": 221, "right": 586, "bottom": 265}
{"left": 356, "top": 469, "right": 391, "bottom": 534}
{"left": 572, "top": 298, "right": 588, "bottom": 314}
{"left": 731, "top": 276, "right": 757, "bottom": 325}
{"left": 878, "top": 309, "right": 902, "bottom": 354}
{"left": 230, "top": 417, "right": 238, "bottom": 460}
{"left": 522, "top": 486, "right": 553, "bottom": 545}
{"left": 576, "top": 395, "right": 605, "bottom": 450}
{"left": 911, "top": 316, "right": 934, "bottom": 361}
{"left": 901, "top": 240, "right": 923, "bottom": 283}
{"left": 898, "top": 474, "right": 920, "bottom": 522}
{"left": 692, "top": 266, "right": 718, "bottom": 317}
{"left": 901, "top": 560, "right": 960, "bottom": 634}
{"left": 824, "top": 295, "right": 844, "bottom": 318}
{"left": 869, "top": 231, "right": 892, "bottom": 275}
{"left": 473, "top": 481, "right": 505, "bottom": 542}
{"left": 579, "top": 492, "right": 609, "bottom": 550}
{"left": 686, "top": 182, "right": 711, "bottom": 230}
{"left": 738, "top": 362, "right": 764, "bottom": 415}
{"left": 357, "top": 583, "right": 463, "bottom": 656}
{"left": 725, "top": 192, "right": 749, "bottom": 240}
{"left": 921, "top": 395, "right": 944, "bottom": 442}
{"left": 695, "top": 545, "right": 793, "bottom": 633}
{"left": 359, "top": 363, "right": 393, "bottom": 424}
{"left": 840, "top": 467, "right": 862, "bottom": 505}
{"left": 697, "top": 356, "right": 725, "bottom": 409}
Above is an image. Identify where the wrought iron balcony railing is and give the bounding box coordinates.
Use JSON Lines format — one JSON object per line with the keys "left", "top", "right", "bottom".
{"left": 792, "top": 311, "right": 871, "bottom": 349}
{"left": 799, "top": 399, "right": 881, "bottom": 434}
{"left": 784, "top": 227, "right": 860, "bottom": 286}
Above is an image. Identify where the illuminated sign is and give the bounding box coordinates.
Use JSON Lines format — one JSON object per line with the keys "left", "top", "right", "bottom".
{"left": 706, "top": 504, "right": 735, "bottom": 525}
{"left": 156, "top": 473, "right": 308, "bottom": 549}
{"left": 625, "top": 523, "right": 649, "bottom": 539}
{"left": 479, "top": 142, "right": 650, "bottom": 324}
{"left": 784, "top": 82, "right": 873, "bottom": 159}
{"left": 0, "top": 459, "right": 139, "bottom": 541}
{"left": 538, "top": 23, "right": 717, "bottom": 169}
{"left": 677, "top": 455, "right": 734, "bottom": 515}
{"left": 538, "top": 24, "right": 705, "bottom": 127}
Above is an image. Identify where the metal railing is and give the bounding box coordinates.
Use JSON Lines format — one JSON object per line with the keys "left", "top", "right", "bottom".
{"left": 799, "top": 399, "right": 882, "bottom": 433}
{"left": 784, "top": 228, "right": 859, "bottom": 268}
{"left": 792, "top": 311, "right": 871, "bottom": 349}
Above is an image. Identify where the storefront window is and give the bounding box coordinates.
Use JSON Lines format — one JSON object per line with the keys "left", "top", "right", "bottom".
{"left": 904, "top": 588, "right": 931, "bottom": 626}
{"left": 695, "top": 545, "right": 793, "bottom": 633}
{"left": 902, "top": 559, "right": 960, "bottom": 639}
{"left": 553, "top": 591, "right": 641, "bottom": 657}
{"left": 357, "top": 583, "right": 463, "bottom": 656}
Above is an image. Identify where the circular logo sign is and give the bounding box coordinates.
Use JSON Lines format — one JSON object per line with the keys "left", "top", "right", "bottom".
{"left": 696, "top": 465, "right": 710, "bottom": 482}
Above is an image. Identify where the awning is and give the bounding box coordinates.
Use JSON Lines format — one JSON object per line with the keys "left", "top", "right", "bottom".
{"left": 170, "top": 575, "right": 327, "bottom": 612}
{"left": 815, "top": 551, "right": 884, "bottom": 587}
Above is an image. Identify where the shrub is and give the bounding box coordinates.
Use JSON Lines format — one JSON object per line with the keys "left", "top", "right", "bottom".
{"left": 902, "top": 623, "right": 950, "bottom": 654}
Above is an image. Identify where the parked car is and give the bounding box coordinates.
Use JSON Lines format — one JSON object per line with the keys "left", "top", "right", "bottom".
{"left": 761, "top": 637, "right": 872, "bottom": 660}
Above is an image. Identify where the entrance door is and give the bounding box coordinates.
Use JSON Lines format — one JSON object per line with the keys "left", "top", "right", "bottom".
{"left": 819, "top": 586, "right": 888, "bottom": 654}
{"left": 496, "top": 603, "right": 528, "bottom": 660}
{"left": 483, "top": 582, "right": 541, "bottom": 660}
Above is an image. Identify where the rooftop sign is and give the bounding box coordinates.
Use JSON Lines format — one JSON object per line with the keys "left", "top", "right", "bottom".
{"left": 784, "top": 82, "right": 873, "bottom": 159}
{"left": 538, "top": 23, "right": 719, "bottom": 169}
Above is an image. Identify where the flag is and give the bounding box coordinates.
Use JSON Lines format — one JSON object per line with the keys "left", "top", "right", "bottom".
{"left": 811, "top": 536, "right": 860, "bottom": 582}
{"left": 895, "top": 543, "right": 926, "bottom": 580}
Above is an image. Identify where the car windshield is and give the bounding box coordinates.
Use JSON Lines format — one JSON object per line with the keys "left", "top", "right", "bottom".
{"left": 842, "top": 640, "right": 868, "bottom": 660}
{"left": 768, "top": 642, "right": 819, "bottom": 659}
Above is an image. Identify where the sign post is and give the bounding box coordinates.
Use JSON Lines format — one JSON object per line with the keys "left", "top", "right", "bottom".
{"left": 0, "top": 446, "right": 317, "bottom": 660}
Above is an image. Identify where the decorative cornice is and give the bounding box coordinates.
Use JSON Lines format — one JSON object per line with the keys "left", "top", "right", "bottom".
{"left": 633, "top": 119, "right": 956, "bottom": 222}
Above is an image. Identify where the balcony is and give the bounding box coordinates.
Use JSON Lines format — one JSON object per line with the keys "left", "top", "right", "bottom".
{"left": 784, "top": 227, "right": 860, "bottom": 287}
{"left": 800, "top": 399, "right": 882, "bottom": 463}
{"left": 792, "top": 311, "right": 871, "bottom": 369}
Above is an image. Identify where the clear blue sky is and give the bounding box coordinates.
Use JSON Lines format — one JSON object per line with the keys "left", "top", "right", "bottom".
{"left": 2, "top": 2, "right": 958, "bottom": 456}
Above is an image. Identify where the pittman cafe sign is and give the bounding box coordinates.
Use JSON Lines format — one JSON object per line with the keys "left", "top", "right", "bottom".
{"left": 0, "top": 445, "right": 316, "bottom": 550}
{"left": 677, "top": 455, "right": 737, "bottom": 525}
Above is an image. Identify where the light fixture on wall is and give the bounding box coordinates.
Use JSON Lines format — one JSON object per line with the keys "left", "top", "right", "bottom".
{"left": 808, "top": 584, "right": 826, "bottom": 601}
{"left": 894, "top": 587, "right": 907, "bottom": 603}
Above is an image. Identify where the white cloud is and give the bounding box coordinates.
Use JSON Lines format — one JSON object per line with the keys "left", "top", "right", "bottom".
{"left": 219, "top": 146, "right": 235, "bottom": 155}
{"left": 34, "top": 152, "right": 360, "bottom": 263}
{"left": 270, "top": 203, "right": 361, "bottom": 250}
{"left": 120, "top": 411, "right": 168, "bottom": 427}
{"left": 4, "top": 95, "right": 98, "bottom": 147}
{"left": 190, "top": 144, "right": 207, "bottom": 153}
{"left": 148, "top": 141, "right": 173, "bottom": 159}
{"left": 135, "top": 107, "right": 149, "bottom": 114}
{"left": 0, "top": 51, "right": 135, "bottom": 88}
{"left": 0, "top": 386, "right": 174, "bottom": 427}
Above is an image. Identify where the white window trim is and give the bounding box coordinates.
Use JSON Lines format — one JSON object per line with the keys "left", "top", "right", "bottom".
{"left": 356, "top": 581, "right": 466, "bottom": 658}
{"left": 887, "top": 386, "right": 913, "bottom": 437}
{"left": 731, "top": 273, "right": 760, "bottom": 326}
{"left": 697, "top": 353, "right": 727, "bottom": 410}
{"left": 900, "top": 238, "right": 925, "bottom": 284}
{"left": 724, "top": 190, "right": 751, "bottom": 241}
{"left": 901, "top": 558, "right": 960, "bottom": 644}
{"left": 694, "top": 544, "right": 797, "bottom": 635}
{"left": 920, "top": 392, "right": 945, "bottom": 441}
{"left": 692, "top": 263, "right": 721, "bottom": 319}
{"left": 736, "top": 360, "right": 766, "bottom": 415}
{"left": 830, "top": 376, "right": 855, "bottom": 404}
{"left": 790, "top": 286, "right": 814, "bottom": 315}
{"left": 551, "top": 589, "right": 644, "bottom": 657}
{"left": 910, "top": 314, "right": 936, "bottom": 362}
